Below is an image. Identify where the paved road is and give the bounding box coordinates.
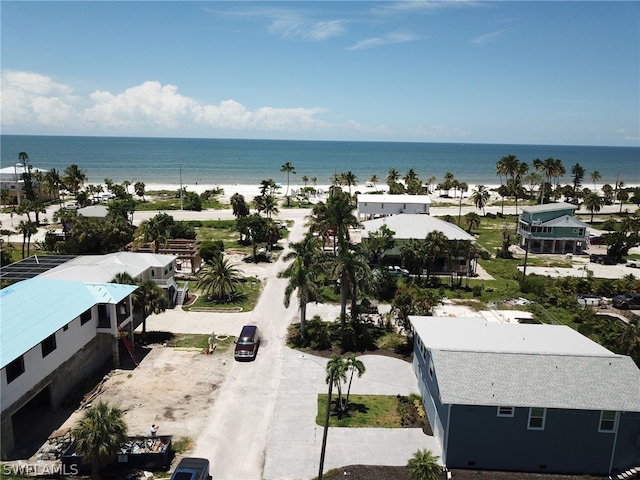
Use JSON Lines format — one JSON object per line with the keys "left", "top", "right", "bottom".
{"left": 190, "top": 210, "right": 305, "bottom": 480}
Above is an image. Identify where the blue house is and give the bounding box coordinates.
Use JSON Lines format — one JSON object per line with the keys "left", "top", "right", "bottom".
{"left": 410, "top": 316, "right": 640, "bottom": 476}
{"left": 517, "top": 202, "right": 588, "bottom": 254}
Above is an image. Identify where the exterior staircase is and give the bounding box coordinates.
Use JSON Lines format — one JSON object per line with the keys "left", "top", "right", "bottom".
{"left": 613, "top": 467, "right": 640, "bottom": 479}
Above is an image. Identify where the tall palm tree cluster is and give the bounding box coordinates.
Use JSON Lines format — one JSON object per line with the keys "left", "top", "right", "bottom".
{"left": 324, "top": 354, "right": 366, "bottom": 415}
{"left": 496, "top": 154, "right": 637, "bottom": 222}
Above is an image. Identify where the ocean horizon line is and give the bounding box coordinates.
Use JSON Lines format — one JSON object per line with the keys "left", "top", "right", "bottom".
{"left": 3, "top": 133, "right": 637, "bottom": 150}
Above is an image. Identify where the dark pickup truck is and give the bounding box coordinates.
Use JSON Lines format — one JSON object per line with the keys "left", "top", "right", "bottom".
{"left": 589, "top": 254, "right": 617, "bottom": 265}
{"left": 170, "top": 457, "right": 212, "bottom": 480}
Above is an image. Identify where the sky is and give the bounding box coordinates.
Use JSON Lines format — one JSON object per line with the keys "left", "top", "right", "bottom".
{"left": 1, "top": 1, "right": 639, "bottom": 146}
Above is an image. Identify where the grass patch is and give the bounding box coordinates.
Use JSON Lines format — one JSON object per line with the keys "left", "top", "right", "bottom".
{"left": 171, "top": 436, "right": 193, "bottom": 454}
{"left": 317, "top": 394, "right": 401, "bottom": 428}
{"left": 138, "top": 332, "right": 234, "bottom": 353}
{"left": 183, "top": 276, "right": 262, "bottom": 312}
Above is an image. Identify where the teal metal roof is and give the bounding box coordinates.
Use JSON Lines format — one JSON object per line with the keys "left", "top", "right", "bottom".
{"left": 0, "top": 278, "right": 137, "bottom": 368}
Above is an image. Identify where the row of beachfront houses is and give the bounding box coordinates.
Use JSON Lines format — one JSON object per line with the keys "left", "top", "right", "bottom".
{"left": 2, "top": 194, "right": 636, "bottom": 474}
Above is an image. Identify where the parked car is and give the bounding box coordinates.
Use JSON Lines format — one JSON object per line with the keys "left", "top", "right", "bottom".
{"left": 170, "top": 457, "right": 211, "bottom": 480}
{"left": 589, "top": 254, "right": 617, "bottom": 265}
{"left": 575, "top": 294, "right": 603, "bottom": 307}
{"left": 626, "top": 259, "right": 640, "bottom": 268}
{"left": 387, "top": 266, "right": 409, "bottom": 277}
{"left": 234, "top": 325, "right": 260, "bottom": 361}
{"left": 612, "top": 293, "right": 640, "bottom": 310}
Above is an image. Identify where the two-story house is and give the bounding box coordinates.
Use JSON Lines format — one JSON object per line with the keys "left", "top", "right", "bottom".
{"left": 517, "top": 202, "right": 588, "bottom": 255}
{"left": 410, "top": 316, "right": 640, "bottom": 476}
{"left": 1, "top": 278, "right": 138, "bottom": 460}
{"left": 38, "top": 252, "right": 180, "bottom": 308}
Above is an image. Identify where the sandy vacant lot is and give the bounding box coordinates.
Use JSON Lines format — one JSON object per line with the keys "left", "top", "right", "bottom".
{"left": 55, "top": 344, "right": 233, "bottom": 453}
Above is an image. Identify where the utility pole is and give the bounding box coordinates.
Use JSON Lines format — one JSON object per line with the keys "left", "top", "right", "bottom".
{"left": 179, "top": 164, "right": 183, "bottom": 211}
{"left": 318, "top": 368, "right": 333, "bottom": 480}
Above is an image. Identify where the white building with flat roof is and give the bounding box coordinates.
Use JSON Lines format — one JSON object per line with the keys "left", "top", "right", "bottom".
{"left": 357, "top": 193, "right": 431, "bottom": 219}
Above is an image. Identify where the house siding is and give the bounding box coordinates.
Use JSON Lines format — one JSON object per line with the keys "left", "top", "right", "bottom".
{"left": 413, "top": 342, "right": 449, "bottom": 456}
{"left": 611, "top": 411, "right": 640, "bottom": 473}
{"left": 0, "top": 333, "right": 112, "bottom": 459}
{"left": 446, "top": 405, "right": 617, "bottom": 474}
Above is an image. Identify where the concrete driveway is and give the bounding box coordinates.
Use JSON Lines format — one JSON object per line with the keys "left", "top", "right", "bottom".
{"left": 263, "top": 349, "right": 440, "bottom": 480}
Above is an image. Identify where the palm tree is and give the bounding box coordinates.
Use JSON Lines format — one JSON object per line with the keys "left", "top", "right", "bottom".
{"left": 196, "top": 255, "right": 243, "bottom": 302}
{"left": 72, "top": 401, "right": 128, "bottom": 480}
{"left": 17, "top": 220, "right": 38, "bottom": 258}
{"left": 280, "top": 233, "right": 322, "bottom": 340}
{"left": 63, "top": 164, "right": 88, "bottom": 198}
{"left": 339, "top": 171, "right": 358, "bottom": 196}
{"left": 368, "top": 174, "right": 379, "bottom": 191}
{"left": 590, "top": 170, "right": 602, "bottom": 191}
{"left": 407, "top": 449, "right": 441, "bottom": 480}
{"left": 456, "top": 181, "right": 468, "bottom": 226}
{"left": 616, "top": 320, "right": 640, "bottom": 364}
{"left": 44, "top": 168, "right": 64, "bottom": 207}
{"left": 326, "top": 355, "right": 347, "bottom": 412}
{"left": 230, "top": 192, "right": 250, "bottom": 217}
{"left": 401, "top": 238, "right": 427, "bottom": 278}
{"left": 584, "top": 192, "right": 604, "bottom": 222}
{"left": 280, "top": 162, "right": 296, "bottom": 205}
{"left": 137, "top": 280, "right": 168, "bottom": 334}
{"left": 469, "top": 185, "right": 490, "bottom": 215}
{"left": 344, "top": 355, "right": 365, "bottom": 411}
{"left": 424, "top": 230, "right": 449, "bottom": 278}
{"left": 329, "top": 241, "right": 371, "bottom": 327}
{"left": 110, "top": 273, "right": 166, "bottom": 336}
{"left": 618, "top": 189, "right": 629, "bottom": 214}
{"left": 386, "top": 168, "right": 400, "bottom": 186}
{"left": 135, "top": 217, "right": 169, "bottom": 252}
{"left": 307, "top": 189, "right": 358, "bottom": 254}
{"left": 134, "top": 181, "right": 146, "bottom": 201}
{"left": 464, "top": 212, "right": 481, "bottom": 233}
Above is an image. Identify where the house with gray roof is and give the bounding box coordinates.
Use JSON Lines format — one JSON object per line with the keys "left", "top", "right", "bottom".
{"left": 0, "top": 278, "right": 138, "bottom": 460}
{"left": 361, "top": 214, "right": 476, "bottom": 277}
{"left": 409, "top": 316, "right": 640, "bottom": 475}
{"left": 518, "top": 202, "right": 588, "bottom": 254}
{"left": 38, "top": 251, "right": 180, "bottom": 308}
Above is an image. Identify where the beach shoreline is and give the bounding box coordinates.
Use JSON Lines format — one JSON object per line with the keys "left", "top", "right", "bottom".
{"left": 139, "top": 182, "right": 638, "bottom": 205}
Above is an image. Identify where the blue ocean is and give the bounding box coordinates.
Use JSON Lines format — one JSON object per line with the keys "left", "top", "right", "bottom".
{"left": 1, "top": 135, "right": 638, "bottom": 187}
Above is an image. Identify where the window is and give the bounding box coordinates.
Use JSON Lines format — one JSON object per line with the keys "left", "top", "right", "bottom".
{"left": 6, "top": 356, "right": 25, "bottom": 383}
{"left": 80, "top": 309, "right": 92, "bottom": 325}
{"left": 41, "top": 334, "right": 57, "bottom": 357}
{"left": 578, "top": 228, "right": 585, "bottom": 236}
{"left": 599, "top": 411, "right": 618, "bottom": 433}
{"left": 497, "top": 406, "right": 514, "bottom": 417}
{"left": 528, "top": 407, "right": 546, "bottom": 430}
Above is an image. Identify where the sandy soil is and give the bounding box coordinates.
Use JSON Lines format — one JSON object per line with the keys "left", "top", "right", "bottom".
{"left": 52, "top": 344, "right": 233, "bottom": 451}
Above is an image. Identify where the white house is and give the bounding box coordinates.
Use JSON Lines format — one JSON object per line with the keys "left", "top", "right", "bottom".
{"left": 38, "top": 252, "right": 180, "bottom": 307}
{"left": 0, "top": 163, "right": 49, "bottom": 205}
{"left": 357, "top": 193, "right": 431, "bottom": 220}
{"left": 0, "top": 278, "right": 138, "bottom": 460}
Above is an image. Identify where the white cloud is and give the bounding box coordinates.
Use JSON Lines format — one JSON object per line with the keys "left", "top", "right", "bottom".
{"left": 1, "top": 71, "right": 359, "bottom": 137}
{"left": 1, "top": 70, "right": 79, "bottom": 126}
{"left": 346, "top": 32, "right": 422, "bottom": 51}
{"left": 268, "top": 15, "right": 346, "bottom": 41}
{"left": 472, "top": 29, "right": 507, "bottom": 45}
